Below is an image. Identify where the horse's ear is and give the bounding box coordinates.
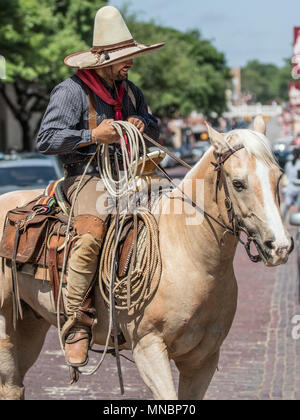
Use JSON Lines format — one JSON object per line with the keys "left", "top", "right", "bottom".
{"left": 253, "top": 115, "right": 266, "bottom": 135}
{"left": 205, "top": 122, "right": 227, "bottom": 154}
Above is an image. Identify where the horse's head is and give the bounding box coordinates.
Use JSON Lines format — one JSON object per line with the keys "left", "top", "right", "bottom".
{"left": 206, "top": 116, "right": 293, "bottom": 267}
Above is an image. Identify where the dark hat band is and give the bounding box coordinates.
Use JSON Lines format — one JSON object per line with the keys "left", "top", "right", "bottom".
{"left": 91, "top": 39, "right": 136, "bottom": 55}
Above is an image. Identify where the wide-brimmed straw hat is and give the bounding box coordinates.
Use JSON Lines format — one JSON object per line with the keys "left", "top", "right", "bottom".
{"left": 64, "top": 6, "right": 165, "bottom": 69}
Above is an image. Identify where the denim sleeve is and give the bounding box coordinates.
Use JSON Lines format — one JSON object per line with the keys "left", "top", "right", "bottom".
{"left": 36, "top": 82, "right": 92, "bottom": 155}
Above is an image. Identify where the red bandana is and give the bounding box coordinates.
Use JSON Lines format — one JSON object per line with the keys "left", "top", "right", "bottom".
{"left": 76, "top": 69, "right": 125, "bottom": 120}
{"left": 75, "top": 69, "right": 130, "bottom": 154}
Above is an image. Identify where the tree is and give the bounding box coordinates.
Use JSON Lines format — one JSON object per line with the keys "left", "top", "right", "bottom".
{"left": 0, "top": 0, "right": 108, "bottom": 151}
{"left": 241, "top": 59, "right": 292, "bottom": 104}
{"left": 272, "top": 59, "right": 293, "bottom": 102}
{"left": 0, "top": 1, "right": 230, "bottom": 150}
{"left": 125, "top": 16, "right": 231, "bottom": 118}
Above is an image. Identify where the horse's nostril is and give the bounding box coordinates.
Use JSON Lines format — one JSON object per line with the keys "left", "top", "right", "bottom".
{"left": 264, "top": 240, "right": 275, "bottom": 250}
{"left": 275, "top": 246, "right": 289, "bottom": 256}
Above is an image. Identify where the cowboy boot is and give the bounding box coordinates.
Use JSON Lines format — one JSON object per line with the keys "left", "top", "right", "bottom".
{"left": 64, "top": 294, "right": 96, "bottom": 367}
{"left": 62, "top": 216, "right": 106, "bottom": 367}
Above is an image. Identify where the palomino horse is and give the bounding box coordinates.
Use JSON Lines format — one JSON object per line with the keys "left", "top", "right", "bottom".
{"left": 0, "top": 116, "right": 293, "bottom": 400}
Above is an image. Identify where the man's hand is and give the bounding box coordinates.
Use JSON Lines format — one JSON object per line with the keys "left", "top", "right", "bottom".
{"left": 128, "top": 117, "right": 145, "bottom": 134}
{"left": 92, "top": 119, "right": 120, "bottom": 144}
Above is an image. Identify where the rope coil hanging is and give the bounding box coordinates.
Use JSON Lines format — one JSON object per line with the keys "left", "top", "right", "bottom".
{"left": 59, "top": 121, "right": 161, "bottom": 381}
{"left": 99, "top": 209, "right": 162, "bottom": 311}
{"left": 97, "top": 121, "right": 162, "bottom": 311}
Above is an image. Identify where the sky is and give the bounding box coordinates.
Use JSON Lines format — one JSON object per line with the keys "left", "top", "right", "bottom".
{"left": 109, "top": 0, "right": 300, "bottom": 68}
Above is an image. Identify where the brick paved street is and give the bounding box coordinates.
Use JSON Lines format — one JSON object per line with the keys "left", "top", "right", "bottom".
{"left": 206, "top": 230, "right": 300, "bottom": 400}
{"left": 23, "top": 230, "right": 300, "bottom": 400}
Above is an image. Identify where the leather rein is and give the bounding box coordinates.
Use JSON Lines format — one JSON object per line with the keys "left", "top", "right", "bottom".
{"left": 144, "top": 136, "right": 265, "bottom": 263}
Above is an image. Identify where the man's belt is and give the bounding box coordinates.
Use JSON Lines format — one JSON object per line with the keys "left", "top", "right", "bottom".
{"left": 63, "top": 161, "right": 99, "bottom": 178}
{"left": 63, "top": 147, "right": 125, "bottom": 178}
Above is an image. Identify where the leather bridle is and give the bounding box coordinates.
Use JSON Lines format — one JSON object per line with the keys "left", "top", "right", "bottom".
{"left": 211, "top": 145, "right": 293, "bottom": 263}
{"left": 211, "top": 145, "right": 263, "bottom": 263}
{"left": 144, "top": 134, "right": 294, "bottom": 263}
{"left": 211, "top": 145, "right": 244, "bottom": 234}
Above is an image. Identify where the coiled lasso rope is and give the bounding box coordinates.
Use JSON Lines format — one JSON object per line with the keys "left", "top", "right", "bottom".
{"left": 58, "top": 121, "right": 161, "bottom": 380}
{"left": 97, "top": 121, "right": 162, "bottom": 312}
{"left": 97, "top": 121, "right": 147, "bottom": 199}
{"left": 99, "top": 209, "right": 162, "bottom": 312}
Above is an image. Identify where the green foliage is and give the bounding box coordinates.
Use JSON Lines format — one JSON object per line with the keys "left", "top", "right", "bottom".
{"left": 0, "top": 0, "right": 107, "bottom": 84}
{"left": 241, "top": 59, "right": 292, "bottom": 103}
{"left": 0, "top": 0, "right": 229, "bottom": 150}
{"left": 125, "top": 17, "right": 230, "bottom": 118}
{"left": 0, "top": 0, "right": 108, "bottom": 150}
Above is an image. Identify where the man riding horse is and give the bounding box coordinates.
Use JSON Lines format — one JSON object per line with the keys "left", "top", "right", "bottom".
{"left": 36, "top": 6, "right": 164, "bottom": 368}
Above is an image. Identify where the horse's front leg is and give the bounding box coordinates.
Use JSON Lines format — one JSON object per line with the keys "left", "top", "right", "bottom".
{"left": 175, "top": 350, "right": 220, "bottom": 400}
{"left": 132, "top": 333, "right": 177, "bottom": 400}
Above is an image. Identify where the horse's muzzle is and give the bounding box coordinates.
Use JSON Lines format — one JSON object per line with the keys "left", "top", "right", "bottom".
{"left": 264, "top": 236, "right": 293, "bottom": 267}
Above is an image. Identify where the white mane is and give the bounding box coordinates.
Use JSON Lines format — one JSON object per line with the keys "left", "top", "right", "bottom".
{"left": 224, "top": 129, "right": 278, "bottom": 168}
{"left": 183, "top": 128, "right": 278, "bottom": 182}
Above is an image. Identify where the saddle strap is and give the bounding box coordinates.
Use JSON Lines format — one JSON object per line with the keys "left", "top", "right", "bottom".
{"left": 48, "top": 237, "right": 64, "bottom": 313}
{"left": 11, "top": 229, "right": 23, "bottom": 328}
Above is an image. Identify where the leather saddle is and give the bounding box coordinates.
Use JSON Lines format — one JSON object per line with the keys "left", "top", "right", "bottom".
{"left": 0, "top": 190, "right": 73, "bottom": 307}
{"left": 0, "top": 151, "right": 168, "bottom": 309}
{"left": 0, "top": 187, "right": 140, "bottom": 306}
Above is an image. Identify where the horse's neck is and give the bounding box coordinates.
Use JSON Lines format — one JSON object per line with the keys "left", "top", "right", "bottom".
{"left": 159, "top": 148, "right": 238, "bottom": 273}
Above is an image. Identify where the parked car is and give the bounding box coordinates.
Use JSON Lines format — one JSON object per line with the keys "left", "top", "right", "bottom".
{"left": 0, "top": 157, "right": 63, "bottom": 195}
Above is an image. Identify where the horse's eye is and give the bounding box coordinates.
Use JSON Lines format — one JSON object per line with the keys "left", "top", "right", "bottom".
{"left": 232, "top": 180, "right": 245, "bottom": 191}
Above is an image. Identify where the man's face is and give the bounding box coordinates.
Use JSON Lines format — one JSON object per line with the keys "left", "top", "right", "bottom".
{"left": 100, "top": 59, "right": 134, "bottom": 82}
{"left": 112, "top": 59, "right": 134, "bottom": 80}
